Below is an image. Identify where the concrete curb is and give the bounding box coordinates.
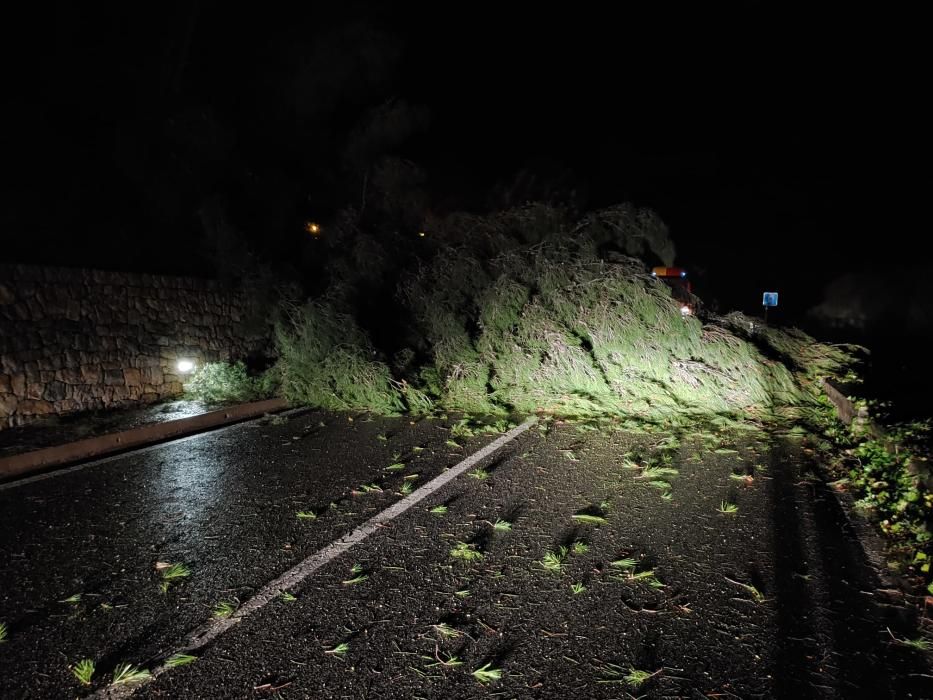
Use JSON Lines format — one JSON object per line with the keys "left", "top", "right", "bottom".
{"left": 0, "top": 398, "right": 289, "bottom": 481}
{"left": 820, "top": 377, "right": 882, "bottom": 437}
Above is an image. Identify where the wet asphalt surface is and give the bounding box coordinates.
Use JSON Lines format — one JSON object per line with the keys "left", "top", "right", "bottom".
{"left": 0, "top": 412, "right": 931, "bottom": 699}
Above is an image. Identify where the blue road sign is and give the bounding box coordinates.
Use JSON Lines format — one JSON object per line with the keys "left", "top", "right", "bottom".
{"left": 762, "top": 292, "right": 779, "bottom": 307}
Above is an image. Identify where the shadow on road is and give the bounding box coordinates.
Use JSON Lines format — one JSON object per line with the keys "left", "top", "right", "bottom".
{"left": 770, "top": 437, "right": 929, "bottom": 699}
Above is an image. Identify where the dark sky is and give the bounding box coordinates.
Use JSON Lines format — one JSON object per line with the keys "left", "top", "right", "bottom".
{"left": 2, "top": 2, "right": 930, "bottom": 323}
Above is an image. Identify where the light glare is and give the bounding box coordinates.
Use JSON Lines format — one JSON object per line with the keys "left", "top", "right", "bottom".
{"left": 177, "top": 360, "right": 195, "bottom": 373}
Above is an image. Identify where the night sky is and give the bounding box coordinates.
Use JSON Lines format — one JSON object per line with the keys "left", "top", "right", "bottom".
{"left": 3, "top": 2, "right": 930, "bottom": 331}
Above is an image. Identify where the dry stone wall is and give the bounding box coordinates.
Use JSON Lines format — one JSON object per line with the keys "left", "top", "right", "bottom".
{"left": 0, "top": 265, "right": 271, "bottom": 429}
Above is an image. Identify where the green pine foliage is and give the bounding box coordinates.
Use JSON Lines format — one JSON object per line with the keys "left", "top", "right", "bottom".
{"left": 272, "top": 203, "right": 859, "bottom": 421}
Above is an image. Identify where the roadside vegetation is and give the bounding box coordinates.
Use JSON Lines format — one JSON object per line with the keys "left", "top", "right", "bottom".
{"left": 808, "top": 398, "right": 933, "bottom": 596}
{"left": 184, "top": 361, "right": 275, "bottom": 403}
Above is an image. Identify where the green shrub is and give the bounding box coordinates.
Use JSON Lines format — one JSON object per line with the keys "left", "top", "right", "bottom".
{"left": 185, "top": 362, "right": 268, "bottom": 403}
{"left": 849, "top": 424, "right": 932, "bottom": 545}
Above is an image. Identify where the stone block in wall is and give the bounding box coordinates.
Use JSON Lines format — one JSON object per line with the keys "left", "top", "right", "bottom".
{"left": 143, "top": 366, "right": 163, "bottom": 384}
{"left": 84, "top": 384, "right": 103, "bottom": 398}
{"left": 35, "top": 335, "right": 55, "bottom": 356}
{"left": 24, "top": 361, "right": 39, "bottom": 383}
{"left": 8, "top": 335, "right": 27, "bottom": 354}
{"left": 10, "top": 373, "right": 25, "bottom": 397}
{"left": 55, "top": 399, "right": 80, "bottom": 413}
{"left": 104, "top": 369, "right": 124, "bottom": 386}
{"left": 64, "top": 300, "right": 81, "bottom": 322}
{"left": 124, "top": 368, "right": 142, "bottom": 386}
{"left": 26, "top": 383, "right": 43, "bottom": 400}
{"left": 55, "top": 366, "right": 84, "bottom": 384}
{"left": 0, "top": 374, "right": 10, "bottom": 393}
{"left": 40, "top": 370, "right": 55, "bottom": 382}
{"left": 0, "top": 355, "right": 20, "bottom": 374}
{"left": 80, "top": 364, "right": 102, "bottom": 383}
{"left": 25, "top": 298, "right": 44, "bottom": 319}
{"left": 18, "top": 399, "right": 53, "bottom": 416}
{"left": 0, "top": 394, "right": 16, "bottom": 416}
{"left": 141, "top": 392, "right": 159, "bottom": 402}
{"left": 11, "top": 303, "right": 30, "bottom": 321}
{"left": 115, "top": 337, "right": 140, "bottom": 354}
{"left": 56, "top": 367, "right": 83, "bottom": 384}
{"left": 43, "top": 381, "right": 67, "bottom": 402}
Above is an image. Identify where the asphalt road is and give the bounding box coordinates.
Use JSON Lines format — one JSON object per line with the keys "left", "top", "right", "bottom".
{"left": 0, "top": 411, "right": 930, "bottom": 699}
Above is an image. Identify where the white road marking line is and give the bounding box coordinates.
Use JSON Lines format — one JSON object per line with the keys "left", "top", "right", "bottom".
{"left": 94, "top": 415, "right": 537, "bottom": 698}
{"left": 0, "top": 408, "right": 310, "bottom": 492}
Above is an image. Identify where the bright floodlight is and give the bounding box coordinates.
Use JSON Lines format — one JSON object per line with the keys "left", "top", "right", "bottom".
{"left": 177, "top": 359, "right": 195, "bottom": 373}
{"left": 680, "top": 305, "right": 692, "bottom": 316}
